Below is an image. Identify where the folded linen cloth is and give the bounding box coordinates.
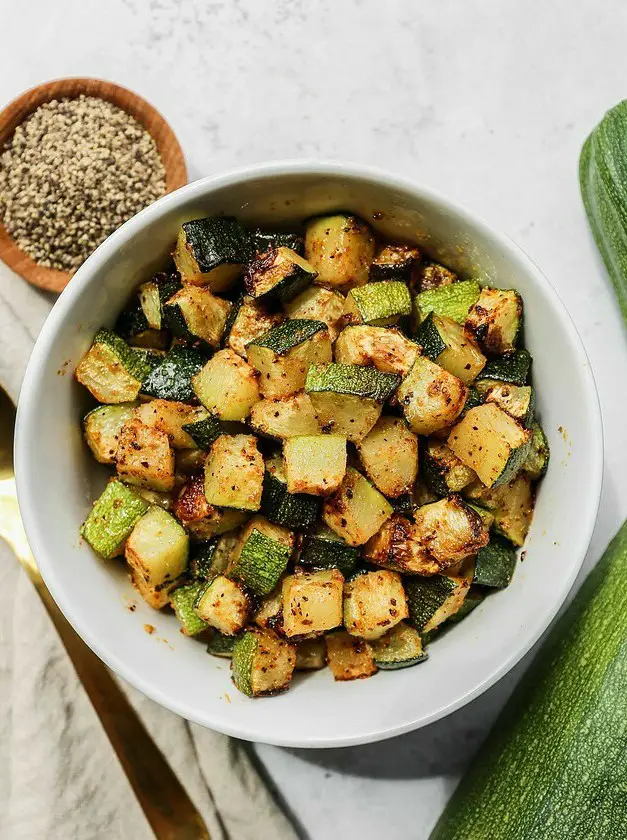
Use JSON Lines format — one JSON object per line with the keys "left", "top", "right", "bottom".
{"left": 0, "top": 263, "right": 297, "bottom": 840}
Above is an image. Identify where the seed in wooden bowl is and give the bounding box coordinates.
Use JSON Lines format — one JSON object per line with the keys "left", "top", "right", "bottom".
{"left": 0, "top": 95, "right": 166, "bottom": 273}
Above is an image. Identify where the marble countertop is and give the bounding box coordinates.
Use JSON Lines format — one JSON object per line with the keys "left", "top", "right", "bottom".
{"left": 2, "top": 1, "right": 626, "bottom": 837}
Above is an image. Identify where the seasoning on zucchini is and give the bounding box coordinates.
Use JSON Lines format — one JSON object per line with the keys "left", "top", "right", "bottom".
{"left": 405, "top": 560, "right": 473, "bottom": 634}
{"left": 465, "top": 287, "right": 522, "bottom": 355}
{"left": 397, "top": 355, "right": 468, "bottom": 435}
{"left": 370, "top": 622, "right": 428, "bottom": 669}
{"left": 522, "top": 421, "right": 550, "bottom": 479}
{"left": 299, "top": 525, "right": 360, "bottom": 577}
{"left": 81, "top": 479, "right": 149, "bottom": 559}
{"left": 325, "top": 631, "right": 378, "bottom": 681}
{"left": 478, "top": 382, "right": 534, "bottom": 427}
{"left": 413, "top": 496, "right": 489, "bottom": 567}
{"left": 261, "top": 455, "right": 321, "bottom": 528}
{"left": 192, "top": 349, "right": 260, "bottom": 421}
{"left": 415, "top": 262, "right": 458, "bottom": 293}
{"left": 282, "top": 567, "right": 344, "bottom": 637}
{"left": 414, "top": 279, "right": 481, "bottom": 325}
{"left": 323, "top": 467, "right": 393, "bottom": 547}
{"left": 284, "top": 286, "right": 345, "bottom": 341}
{"left": 344, "top": 280, "right": 412, "bottom": 326}
{"left": 164, "top": 286, "right": 232, "bottom": 348}
{"left": 181, "top": 413, "right": 225, "bottom": 451}
{"left": 344, "top": 569, "right": 409, "bottom": 640}
{"left": 305, "top": 214, "right": 375, "bottom": 290}
{"left": 173, "top": 216, "right": 250, "bottom": 291}
{"left": 133, "top": 399, "right": 206, "bottom": 449}
{"left": 204, "top": 433, "right": 264, "bottom": 511}
{"left": 477, "top": 348, "right": 532, "bottom": 387}
{"left": 370, "top": 244, "right": 421, "bottom": 281}
{"left": 415, "top": 312, "right": 486, "bottom": 384}
{"left": 75, "top": 328, "right": 151, "bottom": 404}
{"left": 421, "top": 440, "right": 477, "bottom": 496}
{"left": 116, "top": 418, "right": 176, "bottom": 492}
{"left": 473, "top": 535, "right": 518, "bottom": 588}
{"left": 363, "top": 513, "right": 441, "bottom": 575}
{"left": 193, "top": 575, "right": 252, "bottom": 635}
{"left": 229, "top": 515, "right": 294, "bottom": 595}
{"left": 334, "top": 324, "right": 419, "bottom": 376}
{"left": 83, "top": 402, "right": 138, "bottom": 464}
{"left": 171, "top": 581, "right": 209, "bottom": 636}
{"left": 225, "top": 295, "right": 283, "bottom": 359}
{"left": 356, "top": 416, "right": 418, "bottom": 498}
{"left": 141, "top": 345, "right": 208, "bottom": 403}
{"left": 246, "top": 246, "right": 317, "bottom": 302}
{"left": 248, "top": 391, "right": 321, "bottom": 440}
{"left": 231, "top": 627, "right": 296, "bottom": 697}
{"left": 282, "top": 434, "right": 347, "bottom": 495}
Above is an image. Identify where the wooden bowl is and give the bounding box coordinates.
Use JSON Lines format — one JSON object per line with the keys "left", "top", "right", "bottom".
{"left": 0, "top": 78, "right": 187, "bottom": 293}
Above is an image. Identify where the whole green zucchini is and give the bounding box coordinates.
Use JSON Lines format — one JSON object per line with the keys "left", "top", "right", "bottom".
{"left": 431, "top": 518, "right": 627, "bottom": 840}
{"left": 580, "top": 101, "right": 627, "bottom": 320}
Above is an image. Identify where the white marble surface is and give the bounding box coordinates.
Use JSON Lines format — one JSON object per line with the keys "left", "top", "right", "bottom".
{"left": 2, "top": 1, "right": 627, "bottom": 837}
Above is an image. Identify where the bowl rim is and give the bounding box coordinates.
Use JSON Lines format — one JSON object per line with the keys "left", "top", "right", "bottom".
{"left": 15, "top": 160, "right": 604, "bottom": 747}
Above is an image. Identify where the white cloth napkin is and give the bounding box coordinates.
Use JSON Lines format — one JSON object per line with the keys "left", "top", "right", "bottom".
{"left": 0, "top": 264, "right": 298, "bottom": 840}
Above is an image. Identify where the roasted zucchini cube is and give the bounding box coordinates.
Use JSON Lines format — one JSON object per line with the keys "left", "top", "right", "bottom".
{"left": 164, "top": 286, "right": 232, "bottom": 348}
{"left": 356, "top": 416, "right": 418, "bottom": 498}
{"left": 133, "top": 400, "right": 206, "bottom": 449}
{"left": 334, "top": 325, "right": 419, "bottom": 377}
{"left": 194, "top": 575, "right": 251, "bottom": 635}
{"left": 414, "top": 495, "right": 489, "bottom": 566}
{"left": 323, "top": 467, "right": 393, "bottom": 546}
{"left": 295, "top": 638, "right": 327, "bottom": 670}
{"left": 447, "top": 403, "right": 531, "bottom": 488}
{"left": 81, "top": 479, "right": 149, "bottom": 559}
{"left": 397, "top": 356, "right": 468, "bottom": 435}
{"left": 416, "top": 312, "right": 486, "bottom": 384}
{"left": 83, "top": 402, "right": 138, "bottom": 464}
{"left": 405, "top": 559, "right": 474, "bottom": 633}
{"left": 192, "top": 349, "right": 260, "bottom": 421}
{"left": 415, "top": 279, "right": 480, "bottom": 326}
{"left": 261, "top": 455, "right": 320, "bottom": 528}
{"left": 415, "top": 262, "right": 458, "bottom": 293}
{"left": 299, "top": 525, "right": 360, "bottom": 577}
{"left": 75, "top": 329, "right": 150, "bottom": 404}
{"left": 284, "top": 286, "right": 345, "bottom": 341}
{"left": 370, "top": 622, "right": 428, "bottom": 670}
{"left": 344, "top": 569, "right": 409, "bottom": 640}
{"left": 421, "top": 440, "right": 477, "bottom": 496}
{"left": 232, "top": 627, "right": 297, "bottom": 697}
{"left": 245, "top": 246, "right": 317, "bottom": 303}
{"left": 173, "top": 474, "right": 248, "bottom": 540}
{"left": 249, "top": 391, "right": 321, "bottom": 440}
{"left": 140, "top": 345, "right": 208, "bottom": 403}
{"left": 230, "top": 515, "right": 294, "bottom": 595}
{"left": 363, "top": 514, "right": 440, "bottom": 575}
{"left": 204, "top": 434, "right": 264, "bottom": 511}
{"left": 477, "top": 348, "right": 533, "bottom": 388}
{"left": 173, "top": 216, "right": 250, "bottom": 291}
{"left": 180, "top": 413, "right": 225, "bottom": 451}
{"left": 325, "top": 631, "right": 378, "bottom": 681}
{"left": 226, "top": 295, "right": 283, "bottom": 359}
{"left": 305, "top": 363, "right": 400, "bottom": 442}
{"left": 254, "top": 588, "right": 284, "bottom": 631}
{"left": 473, "top": 536, "right": 518, "bottom": 588}
{"left": 492, "top": 473, "right": 535, "bottom": 547}
{"left": 116, "top": 418, "right": 176, "bottom": 492}
{"left": 281, "top": 568, "right": 344, "bottom": 637}
{"left": 344, "top": 281, "right": 412, "bottom": 327}
{"left": 479, "top": 382, "right": 534, "bottom": 426}
{"left": 522, "top": 421, "right": 550, "bottom": 480}
{"left": 465, "top": 287, "right": 522, "bottom": 355}
{"left": 247, "top": 319, "right": 332, "bottom": 399}
{"left": 370, "top": 244, "right": 421, "bottom": 281}
{"left": 125, "top": 506, "right": 189, "bottom": 608}
{"left": 171, "top": 581, "right": 209, "bottom": 636}
{"left": 305, "top": 214, "right": 375, "bottom": 290}
{"left": 282, "top": 434, "right": 347, "bottom": 495}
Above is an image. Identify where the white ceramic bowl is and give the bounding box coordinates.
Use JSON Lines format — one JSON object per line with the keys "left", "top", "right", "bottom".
{"left": 15, "top": 162, "right": 603, "bottom": 748}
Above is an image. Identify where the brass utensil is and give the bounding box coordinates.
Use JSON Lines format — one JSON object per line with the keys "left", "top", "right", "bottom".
{"left": 0, "top": 386, "right": 209, "bottom": 840}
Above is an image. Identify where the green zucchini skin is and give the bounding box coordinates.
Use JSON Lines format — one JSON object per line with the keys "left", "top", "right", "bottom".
{"left": 206, "top": 631, "right": 242, "bottom": 658}
{"left": 431, "top": 519, "right": 627, "bottom": 840}
{"left": 580, "top": 101, "right": 627, "bottom": 320}
{"left": 405, "top": 575, "right": 457, "bottom": 632}
{"left": 473, "top": 536, "right": 517, "bottom": 588}
{"left": 230, "top": 529, "right": 292, "bottom": 595}
{"left": 523, "top": 421, "right": 550, "bottom": 480}
{"left": 479, "top": 349, "right": 532, "bottom": 387}
{"left": 415, "top": 279, "right": 480, "bottom": 325}
{"left": 181, "top": 414, "right": 225, "bottom": 451}
{"left": 299, "top": 533, "right": 360, "bottom": 577}
{"left": 171, "top": 581, "right": 209, "bottom": 636}
{"left": 141, "top": 346, "right": 208, "bottom": 402}
{"left": 306, "top": 363, "right": 400, "bottom": 402}
{"left": 415, "top": 311, "right": 446, "bottom": 359}
{"left": 80, "top": 480, "right": 149, "bottom": 559}
{"left": 462, "top": 386, "right": 485, "bottom": 414}
{"left": 182, "top": 217, "right": 251, "bottom": 273}
{"left": 252, "top": 229, "right": 304, "bottom": 256}
{"left": 260, "top": 470, "right": 320, "bottom": 529}
{"left": 189, "top": 540, "right": 219, "bottom": 580}
{"left": 249, "top": 318, "right": 327, "bottom": 355}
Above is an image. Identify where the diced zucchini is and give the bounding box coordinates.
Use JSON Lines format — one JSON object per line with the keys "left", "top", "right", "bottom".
{"left": 232, "top": 628, "right": 296, "bottom": 697}
{"left": 323, "top": 467, "right": 393, "bottom": 546}
{"left": 206, "top": 631, "right": 242, "bottom": 658}
{"left": 295, "top": 638, "right": 327, "bottom": 670}
{"left": 171, "top": 581, "right": 209, "bottom": 636}
{"left": 116, "top": 419, "right": 175, "bottom": 492}
{"left": 133, "top": 400, "right": 205, "bottom": 449}
{"left": 247, "top": 319, "right": 332, "bottom": 399}
{"left": 141, "top": 345, "right": 208, "bottom": 403}
{"left": 370, "top": 244, "right": 421, "bottom": 281}
{"left": 248, "top": 391, "right": 321, "bottom": 440}
{"left": 492, "top": 473, "right": 535, "bottom": 547}
{"left": 181, "top": 413, "right": 225, "bottom": 451}
{"left": 344, "top": 569, "right": 408, "bottom": 640}
{"left": 173, "top": 216, "right": 250, "bottom": 291}
{"left": 413, "top": 495, "right": 489, "bottom": 566}
{"left": 75, "top": 329, "right": 150, "bottom": 404}
{"left": 164, "top": 286, "right": 232, "bottom": 348}
{"left": 230, "top": 515, "right": 294, "bottom": 595}
{"left": 226, "top": 295, "right": 283, "bottom": 359}
{"left": 397, "top": 356, "right": 468, "bottom": 435}
{"left": 192, "top": 349, "right": 260, "bottom": 421}
{"left": 405, "top": 560, "right": 473, "bottom": 633}
{"left": 473, "top": 536, "right": 518, "bottom": 588}
{"left": 245, "top": 246, "right": 317, "bottom": 302}
{"left": 261, "top": 455, "right": 320, "bottom": 527}
{"left": 254, "top": 588, "right": 283, "bottom": 631}
{"left": 477, "top": 348, "right": 532, "bottom": 387}
{"left": 204, "top": 434, "right": 264, "bottom": 511}
{"left": 465, "top": 287, "right": 522, "bottom": 355}
{"left": 447, "top": 403, "right": 531, "bottom": 488}
{"left": 421, "top": 440, "right": 477, "bottom": 496}
{"left": 299, "top": 525, "right": 360, "bottom": 576}
{"left": 467, "top": 502, "right": 496, "bottom": 531}
{"left": 522, "top": 421, "right": 550, "bottom": 480}
{"left": 356, "top": 416, "right": 418, "bottom": 498}
{"left": 194, "top": 575, "right": 251, "bottom": 635}
{"left": 83, "top": 402, "right": 138, "bottom": 464}
{"left": 137, "top": 279, "right": 163, "bottom": 330}
{"left": 189, "top": 539, "right": 221, "bottom": 580}
{"left": 282, "top": 434, "right": 347, "bottom": 495}
{"left": 125, "top": 506, "right": 189, "bottom": 608}
{"left": 173, "top": 474, "right": 248, "bottom": 540}
{"left": 81, "top": 479, "right": 149, "bottom": 559}
{"left": 117, "top": 273, "right": 180, "bottom": 343}
{"left": 334, "top": 325, "right": 419, "bottom": 377}
{"left": 325, "top": 631, "right": 378, "bottom": 681}
{"left": 284, "top": 286, "right": 345, "bottom": 341}
{"left": 415, "top": 313, "right": 486, "bottom": 384}
{"left": 363, "top": 514, "right": 440, "bottom": 575}
{"left": 305, "top": 214, "right": 375, "bottom": 290}
{"left": 479, "top": 382, "right": 535, "bottom": 426}
{"left": 415, "top": 279, "right": 481, "bottom": 325}
{"left": 282, "top": 568, "right": 344, "bottom": 637}
{"left": 415, "top": 262, "right": 458, "bottom": 292}
{"left": 447, "top": 587, "right": 485, "bottom": 625}
{"left": 344, "top": 281, "right": 412, "bottom": 326}
{"left": 252, "top": 228, "right": 304, "bottom": 255}
{"left": 370, "top": 622, "right": 428, "bottom": 670}
{"left": 306, "top": 363, "right": 400, "bottom": 442}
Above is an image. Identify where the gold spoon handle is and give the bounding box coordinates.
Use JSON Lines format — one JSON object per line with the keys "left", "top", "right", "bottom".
{"left": 0, "top": 491, "right": 210, "bottom": 840}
